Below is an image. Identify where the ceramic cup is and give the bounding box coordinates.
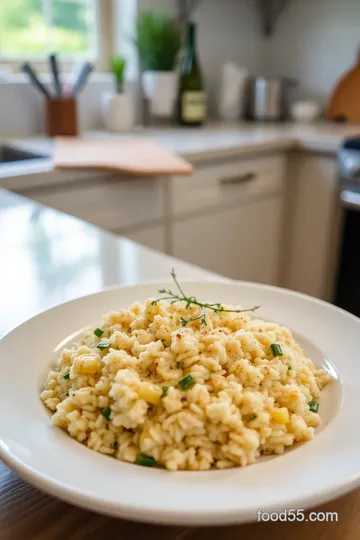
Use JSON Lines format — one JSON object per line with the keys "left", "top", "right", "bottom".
{"left": 101, "top": 92, "right": 134, "bottom": 132}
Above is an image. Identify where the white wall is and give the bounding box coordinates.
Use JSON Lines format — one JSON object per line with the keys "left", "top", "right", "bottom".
{"left": 264, "top": 0, "right": 360, "bottom": 104}
{"left": 194, "top": 0, "right": 263, "bottom": 114}
{"left": 139, "top": 0, "right": 264, "bottom": 114}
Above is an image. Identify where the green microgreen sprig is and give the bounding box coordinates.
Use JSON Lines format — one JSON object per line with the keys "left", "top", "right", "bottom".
{"left": 151, "top": 269, "right": 260, "bottom": 327}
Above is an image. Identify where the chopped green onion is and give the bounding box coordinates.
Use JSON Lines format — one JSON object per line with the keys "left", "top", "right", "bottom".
{"left": 137, "top": 453, "right": 157, "bottom": 467}
{"left": 179, "top": 375, "right": 195, "bottom": 390}
{"left": 112, "top": 441, "right": 118, "bottom": 449}
{"left": 161, "top": 386, "right": 169, "bottom": 398}
{"left": 176, "top": 361, "right": 181, "bottom": 369}
{"left": 63, "top": 373, "right": 70, "bottom": 380}
{"left": 287, "top": 365, "right": 291, "bottom": 371}
{"left": 249, "top": 414, "right": 257, "bottom": 421}
{"left": 309, "top": 400, "right": 319, "bottom": 413}
{"left": 94, "top": 328, "right": 104, "bottom": 338}
{"left": 271, "top": 343, "right": 283, "bottom": 357}
{"left": 101, "top": 407, "right": 111, "bottom": 421}
{"left": 97, "top": 341, "right": 111, "bottom": 350}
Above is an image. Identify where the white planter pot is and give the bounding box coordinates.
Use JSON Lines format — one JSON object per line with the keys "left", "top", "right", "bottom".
{"left": 101, "top": 92, "right": 134, "bottom": 132}
{"left": 142, "top": 71, "right": 177, "bottom": 118}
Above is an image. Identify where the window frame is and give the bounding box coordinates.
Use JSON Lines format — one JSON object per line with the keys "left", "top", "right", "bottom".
{"left": 0, "top": 0, "right": 113, "bottom": 72}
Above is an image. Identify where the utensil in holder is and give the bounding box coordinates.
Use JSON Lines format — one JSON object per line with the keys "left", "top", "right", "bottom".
{"left": 45, "top": 98, "right": 78, "bottom": 137}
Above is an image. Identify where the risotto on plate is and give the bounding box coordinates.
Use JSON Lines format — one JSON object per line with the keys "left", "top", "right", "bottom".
{"left": 41, "top": 275, "right": 331, "bottom": 471}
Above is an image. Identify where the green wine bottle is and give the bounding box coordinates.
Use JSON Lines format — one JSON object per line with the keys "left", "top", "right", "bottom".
{"left": 177, "top": 22, "right": 207, "bottom": 126}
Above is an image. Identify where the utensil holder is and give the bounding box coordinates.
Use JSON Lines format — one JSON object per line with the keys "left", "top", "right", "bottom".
{"left": 45, "top": 98, "right": 78, "bottom": 137}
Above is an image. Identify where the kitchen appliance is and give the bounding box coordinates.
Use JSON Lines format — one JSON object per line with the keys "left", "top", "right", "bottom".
{"left": 245, "top": 76, "right": 296, "bottom": 121}
{"left": 333, "top": 136, "right": 360, "bottom": 316}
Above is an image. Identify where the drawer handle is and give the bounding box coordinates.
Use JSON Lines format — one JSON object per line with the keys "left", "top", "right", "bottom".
{"left": 220, "top": 172, "right": 257, "bottom": 186}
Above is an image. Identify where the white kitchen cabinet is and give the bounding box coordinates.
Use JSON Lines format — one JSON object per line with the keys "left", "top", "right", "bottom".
{"left": 283, "top": 153, "right": 338, "bottom": 300}
{"left": 170, "top": 152, "right": 285, "bottom": 283}
{"left": 172, "top": 195, "right": 284, "bottom": 284}
{"left": 16, "top": 175, "right": 166, "bottom": 232}
{"left": 171, "top": 154, "right": 285, "bottom": 216}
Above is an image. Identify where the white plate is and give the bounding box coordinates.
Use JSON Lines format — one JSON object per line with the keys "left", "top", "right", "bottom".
{"left": 0, "top": 280, "right": 359, "bottom": 526}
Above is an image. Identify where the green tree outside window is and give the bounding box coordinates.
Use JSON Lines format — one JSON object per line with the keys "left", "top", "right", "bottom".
{"left": 0, "top": 0, "right": 96, "bottom": 58}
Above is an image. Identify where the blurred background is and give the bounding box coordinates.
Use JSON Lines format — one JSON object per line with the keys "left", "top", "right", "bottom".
{"left": 1, "top": 0, "right": 360, "bottom": 132}
{"left": 1, "top": 0, "right": 360, "bottom": 322}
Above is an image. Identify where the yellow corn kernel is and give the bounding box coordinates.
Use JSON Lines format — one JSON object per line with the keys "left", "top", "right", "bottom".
{"left": 271, "top": 407, "right": 289, "bottom": 424}
{"left": 74, "top": 355, "right": 100, "bottom": 375}
{"left": 138, "top": 383, "right": 162, "bottom": 405}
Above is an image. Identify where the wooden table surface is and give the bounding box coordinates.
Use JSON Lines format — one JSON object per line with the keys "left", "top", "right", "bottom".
{"left": 1, "top": 190, "right": 359, "bottom": 539}
{"left": 2, "top": 461, "right": 359, "bottom": 540}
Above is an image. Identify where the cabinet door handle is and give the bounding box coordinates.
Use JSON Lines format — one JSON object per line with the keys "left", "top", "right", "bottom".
{"left": 220, "top": 172, "right": 257, "bottom": 186}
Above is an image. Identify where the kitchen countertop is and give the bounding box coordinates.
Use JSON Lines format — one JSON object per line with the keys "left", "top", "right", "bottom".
{"left": 1, "top": 122, "right": 360, "bottom": 190}
{"left": 0, "top": 188, "right": 215, "bottom": 337}
{"left": 1, "top": 187, "right": 360, "bottom": 539}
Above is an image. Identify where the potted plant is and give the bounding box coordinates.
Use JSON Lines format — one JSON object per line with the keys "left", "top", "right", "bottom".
{"left": 101, "top": 55, "right": 134, "bottom": 132}
{"left": 134, "top": 12, "right": 181, "bottom": 119}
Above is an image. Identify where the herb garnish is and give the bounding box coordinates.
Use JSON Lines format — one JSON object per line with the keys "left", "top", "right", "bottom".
{"left": 152, "top": 269, "right": 260, "bottom": 327}
{"left": 101, "top": 407, "right": 111, "bottom": 421}
{"left": 271, "top": 343, "right": 283, "bottom": 357}
{"left": 137, "top": 454, "right": 157, "bottom": 467}
{"left": 179, "top": 375, "right": 195, "bottom": 390}
{"left": 94, "top": 328, "right": 104, "bottom": 338}
{"left": 309, "top": 400, "right": 319, "bottom": 413}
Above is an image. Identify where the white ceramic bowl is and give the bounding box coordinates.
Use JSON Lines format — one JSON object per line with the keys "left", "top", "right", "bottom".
{"left": 0, "top": 280, "right": 359, "bottom": 526}
{"left": 291, "top": 101, "right": 321, "bottom": 123}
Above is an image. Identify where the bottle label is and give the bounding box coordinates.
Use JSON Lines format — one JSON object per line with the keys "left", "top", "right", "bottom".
{"left": 182, "top": 91, "right": 206, "bottom": 122}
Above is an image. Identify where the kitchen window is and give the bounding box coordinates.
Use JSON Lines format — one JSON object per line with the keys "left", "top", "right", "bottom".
{"left": 0, "top": 0, "right": 111, "bottom": 65}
